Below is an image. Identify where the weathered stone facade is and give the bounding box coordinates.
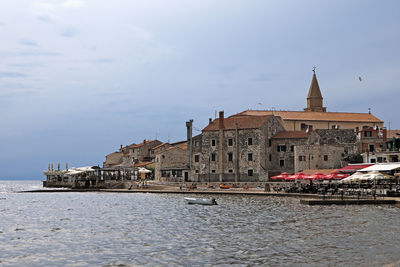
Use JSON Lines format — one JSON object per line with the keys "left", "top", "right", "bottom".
{"left": 103, "top": 151, "right": 123, "bottom": 168}
{"left": 154, "top": 142, "right": 188, "bottom": 182}
{"left": 294, "top": 144, "right": 349, "bottom": 172}
{"left": 269, "top": 131, "right": 310, "bottom": 176}
{"left": 189, "top": 112, "right": 284, "bottom": 182}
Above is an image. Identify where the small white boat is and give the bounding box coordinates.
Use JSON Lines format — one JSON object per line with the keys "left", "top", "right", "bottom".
{"left": 184, "top": 197, "right": 217, "bottom": 205}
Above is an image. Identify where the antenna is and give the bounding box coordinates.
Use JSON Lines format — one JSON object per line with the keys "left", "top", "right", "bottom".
{"left": 368, "top": 108, "right": 371, "bottom": 114}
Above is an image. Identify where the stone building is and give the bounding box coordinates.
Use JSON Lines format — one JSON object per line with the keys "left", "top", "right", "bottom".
{"left": 293, "top": 129, "right": 358, "bottom": 172}
{"left": 189, "top": 111, "right": 284, "bottom": 183}
{"left": 154, "top": 142, "right": 189, "bottom": 182}
{"left": 103, "top": 139, "right": 162, "bottom": 168}
{"left": 126, "top": 139, "right": 162, "bottom": 163}
{"left": 103, "top": 151, "right": 124, "bottom": 168}
{"left": 294, "top": 144, "right": 349, "bottom": 172}
{"left": 269, "top": 128, "right": 358, "bottom": 174}
{"left": 269, "top": 131, "right": 311, "bottom": 175}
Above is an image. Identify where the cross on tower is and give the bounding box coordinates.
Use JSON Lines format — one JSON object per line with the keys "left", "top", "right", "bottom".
{"left": 312, "top": 66, "right": 316, "bottom": 74}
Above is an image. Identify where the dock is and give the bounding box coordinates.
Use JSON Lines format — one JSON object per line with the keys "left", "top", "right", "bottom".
{"left": 300, "top": 199, "right": 397, "bottom": 205}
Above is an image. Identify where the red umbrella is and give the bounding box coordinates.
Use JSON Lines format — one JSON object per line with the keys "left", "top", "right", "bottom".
{"left": 325, "top": 171, "right": 349, "bottom": 180}
{"left": 286, "top": 172, "right": 306, "bottom": 181}
{"left": 270, "top": 172, "right": 289, "bottom": 180}
{"left": 306, "top": 172, "right": 327, "bottom": 180}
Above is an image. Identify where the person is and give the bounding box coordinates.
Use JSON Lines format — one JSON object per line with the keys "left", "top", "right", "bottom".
{"left": 265, "top": 183, "right": 270, "bottom": 192}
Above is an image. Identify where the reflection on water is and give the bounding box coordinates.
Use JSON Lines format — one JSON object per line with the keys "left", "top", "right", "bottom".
{"left": 0, "top": 180, "right": 399, "bottom": 266}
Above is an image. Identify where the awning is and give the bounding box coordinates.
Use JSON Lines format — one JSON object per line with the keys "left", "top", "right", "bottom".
{"left": 360, "top": 163, "right": 400, "bottom": 172}
{"left": 338, "top": 164, "right": 374, "bottom": 173}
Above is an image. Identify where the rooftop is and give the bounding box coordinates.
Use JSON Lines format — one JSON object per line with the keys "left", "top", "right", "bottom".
{"left": 232, "top": 110, "right": 383, "bottom": 123}
{"left": 203, "top": 115, "right": 272, "bottom": 131}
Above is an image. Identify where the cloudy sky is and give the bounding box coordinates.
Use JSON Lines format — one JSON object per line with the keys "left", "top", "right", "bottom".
{"left": 1, "top": 0, "right": 399, "bottom": 179}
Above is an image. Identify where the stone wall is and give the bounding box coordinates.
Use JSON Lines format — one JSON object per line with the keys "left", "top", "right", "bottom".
{"left": 155, "top": 147, "right": 188, "bottom": 182}
{"left": 103, "top": 152, "right": 123, "bottom": 168}
{"left": 294, "top": 144, "right": 350, "bottom": 172}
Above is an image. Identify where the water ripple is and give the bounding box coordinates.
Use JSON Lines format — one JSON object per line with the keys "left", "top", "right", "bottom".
{"left": 0, "top": 181, "right": 399, "bottom": 266}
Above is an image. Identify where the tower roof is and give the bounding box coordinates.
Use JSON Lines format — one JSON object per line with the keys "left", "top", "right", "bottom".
{"left": 307, "top": 71, "right": 323, "bottom": 99}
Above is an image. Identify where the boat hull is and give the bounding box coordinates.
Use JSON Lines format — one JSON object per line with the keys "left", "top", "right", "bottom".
{"left": 184, "top": 197, "right": 217, "bottom": 205}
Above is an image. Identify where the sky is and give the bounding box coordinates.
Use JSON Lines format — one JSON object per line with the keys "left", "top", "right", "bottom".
{"left": 1, "top": 0, "right": 400, "bottom": 179}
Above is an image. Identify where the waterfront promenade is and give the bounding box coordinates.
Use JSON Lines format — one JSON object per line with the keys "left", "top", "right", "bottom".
{"left": 22, "top": 183, "right": 400, "bottom": 205}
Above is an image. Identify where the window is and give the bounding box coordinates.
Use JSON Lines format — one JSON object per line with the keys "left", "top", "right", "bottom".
{"left": 290, "top": 145, "right": 294, "bottom": 152}
{"left": 280, "top": 160, "right": 285, "bottom": 167}
{"left": 211, "top": 153, "right": 216, "bottom": 161}
{"left": 248, "top": 138, "right": 253, "bottom": 145}
{"left": 268, "top": 139, "right": 272, "bottom": 147}
{"left": 248, "top": 153, "right": 253, "bottom": 161}
{"left": 194, "top": 141, "right": 200, "bottom": 147}
{"left": 369, "top": 144, "right": 375, "bottom": 152}
{"left": 162, "top": 155, "right": 165, "bottom": 159}
{"left": 195, "top": 169, "right": 199, "bottom": 173}
{"left": 324, "top": 155, "right": 328, "bottom": 161}
{"left": 301, "top": 123, "right": 308, "bottom": 131}
{"left": 248, "top": 169, "right": 253, "bottom": 176}
{"left": 269, "top": 154, "right": 272, "bottom": 161}
{"left": 364, "top": 131, "right": 372, "bottom": 137}
{"left": 299, "top": 156, "right": 306, "bottom": 161}
{"left": 211, "top": 139, "right": 216, "bottom": 146}
{"left": 371, "top": 158, "right": 376, "bottom": 163}
{"left": 228, "top": 138, "right": 233, "bottom": 146}
{"left": 228, "top": 152, "right": 233, "bottom": 162}
{"left": 228, "top": 169, "right": 233, "bottom": 173}
{"left": 332, "top": 125, "right": 339, "bottom": 129}
{"left": 277, "top": 145, "right": 286, "bottom": 152}
{"left": 211, "top": 169, "right": 216, "bottom": 173}
{"left": 194, "top": 155, "right": 200, "bottom": 162}
{"left": 336, "top": 136, "right": 341, "bottom": 141}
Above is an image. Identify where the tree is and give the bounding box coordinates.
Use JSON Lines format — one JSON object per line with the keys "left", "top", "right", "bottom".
{"left": 345, "top": 152, "right": 363, "bottom": 164}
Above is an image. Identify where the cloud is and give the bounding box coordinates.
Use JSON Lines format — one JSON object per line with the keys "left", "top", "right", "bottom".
{"left": 251, "top": 73, "right": 275, "bottom": 82}
{"left": 60, "top": 27, "right": 79, "bottom": 38}
{"left": 90, "top": 57, "right": 115, "bottom": 64}
{"left": 20, "top": 39, "right": 39, "bottom": 47}
{"left": 0, "top": 72, "right": 27, "bottom": 78}
{"left": 37, "top": 15, "right": 53, "bottom": 23}
{"left": 62, "top": 0, "right": 85, "bottom": 8}
{"left": 32, "top": 1, "right": 56, "bottom": 11}
{"left": 0, "top": 51, "right": 63, "bottom": 58}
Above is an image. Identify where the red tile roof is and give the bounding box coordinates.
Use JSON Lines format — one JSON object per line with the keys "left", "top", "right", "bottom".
{"left": 273, "top": 131, "right": 310, "bottom": 139}
{"left": 151, "top": 143, "right": 167, "bottom": 150}
{"left": 203, "top": 115, "right": 272, "bottom": 131}
{"left": 232, "top": 110, "right": 383, "bottom": 123}
{"left": 128, "top": 140, "right": 157, "bottom": 149}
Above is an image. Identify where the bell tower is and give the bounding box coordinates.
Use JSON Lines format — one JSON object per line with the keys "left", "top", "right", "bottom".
{"left": 304, "top": 67, "right": 326, "bottom": 112}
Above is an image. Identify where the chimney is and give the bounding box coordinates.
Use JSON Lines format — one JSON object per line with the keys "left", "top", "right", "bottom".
{"left": 186, "top": 120, "right": 193, "bottom": 170}
{"left": 209, "top": 118, "right": 212, "bottom": 124}
{"left": 219, "top": 111, "right": 225, "bottom": 129}
{"left": 143, "top": 139, "right": 146, "bottom": 144}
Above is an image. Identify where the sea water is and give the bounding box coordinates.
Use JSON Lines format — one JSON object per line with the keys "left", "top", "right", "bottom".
{"left": 0, "top": 180, "right": 399, "bottom": 266}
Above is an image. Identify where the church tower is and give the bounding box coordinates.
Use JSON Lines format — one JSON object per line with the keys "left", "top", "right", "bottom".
{"left": 304, "top": 68, "right": 326, "bottom": 112}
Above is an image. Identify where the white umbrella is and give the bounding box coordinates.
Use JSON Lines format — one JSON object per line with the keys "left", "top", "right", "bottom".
{"left": 341, "top": 172, "right": 365, "bottom": 183}
{"left": 138, "top": 167, "right": 152, "bottom": 174}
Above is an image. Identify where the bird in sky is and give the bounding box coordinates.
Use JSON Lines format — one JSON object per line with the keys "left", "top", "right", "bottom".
{"left": 358, "top": 76, "right": 362, "bottom": 82}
